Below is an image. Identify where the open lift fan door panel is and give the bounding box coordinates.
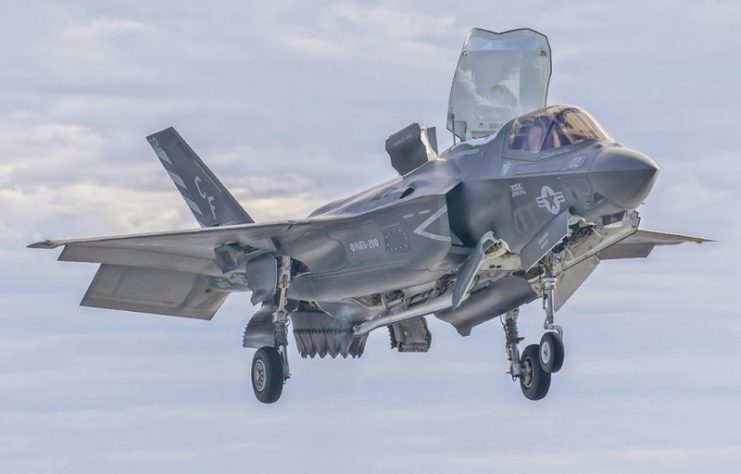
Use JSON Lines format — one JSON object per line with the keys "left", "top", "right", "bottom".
{"left": 447, "top": 28, "right": 552, "bottom": 140}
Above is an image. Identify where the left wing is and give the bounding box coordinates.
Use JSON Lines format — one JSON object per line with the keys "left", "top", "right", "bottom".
{"left": 28, "top": 217, "right": 346, "bottom": 318}
{"left": 599, "top": 229, "right": 712, "bottom": 260}
{"left": 28, "top": 217, "right": 343, "bottom": 273}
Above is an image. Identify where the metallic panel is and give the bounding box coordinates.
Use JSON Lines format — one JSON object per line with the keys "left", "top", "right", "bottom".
{"left": 520, "top": 211, "right": 569, "bottom": 270}
{"left": 554, "top": 255, "right": 599, "bottom": 310}
{"left": 436, "top": 276, "right": 536, "bottom": 336}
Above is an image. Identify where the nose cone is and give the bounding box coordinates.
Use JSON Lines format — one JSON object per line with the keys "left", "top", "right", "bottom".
{"left": 591, "top": 148, "right": 659, "bottom": 210}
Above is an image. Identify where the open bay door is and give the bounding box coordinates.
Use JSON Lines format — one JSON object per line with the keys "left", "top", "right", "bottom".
{"left": 447, "top": 28, "right": 552, "bottom": 141}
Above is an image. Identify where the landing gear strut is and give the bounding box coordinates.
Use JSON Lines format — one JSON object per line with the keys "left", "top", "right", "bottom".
{"left": 250, "top": 256, "right": 292, "bottom": 404}
{"left": 539, "top": 263, "right": 565, "bottom": 374}
{"left": 502, "top": 309, "right": 523, "bottom": 379}
{"left": 273, "top": 256, "right": 292, "bottom": 381}
{"left": 501, "top": 259, "right": 567, "bottom": 401}
{"left": 501, "top": 309, "right": 552, "bottom": 400}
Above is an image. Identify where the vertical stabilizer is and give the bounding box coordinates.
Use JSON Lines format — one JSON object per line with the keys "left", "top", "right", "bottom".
{"left": 147, "top": 127, "right": 253, "bottom": 227}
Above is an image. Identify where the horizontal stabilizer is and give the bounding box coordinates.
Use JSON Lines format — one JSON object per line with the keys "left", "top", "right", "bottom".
{"left": 82, "top": 264, "right": 228, "bottom": 319}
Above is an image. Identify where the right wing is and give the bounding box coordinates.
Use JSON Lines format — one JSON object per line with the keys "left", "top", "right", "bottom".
{"left": 599, "top": 229, "right": 713, "bottom": 260}
{"left": 546, "top": 229, "right": 711, "bottom": 311}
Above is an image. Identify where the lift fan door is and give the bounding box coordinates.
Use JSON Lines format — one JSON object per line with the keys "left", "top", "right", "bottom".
{"left": 447, "top": 28, "right": 552, "bottom": 141}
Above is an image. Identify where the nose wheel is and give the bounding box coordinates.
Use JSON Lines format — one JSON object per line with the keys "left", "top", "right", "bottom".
{"left": 539, "top": 332, "right": 564, "bottom": 374}
{"left": 519, "top": 344, "right": 551, "bottom": 400}
{"left": 501, "top": 261, "right": 567, "bottom": 401}
{"left": 507, "top": 332, "right": 563, "bottom": 401}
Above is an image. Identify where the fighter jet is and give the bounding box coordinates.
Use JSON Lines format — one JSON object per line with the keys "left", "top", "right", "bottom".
{"left": 30, "top": 28, "right": 710, "bottom": 403}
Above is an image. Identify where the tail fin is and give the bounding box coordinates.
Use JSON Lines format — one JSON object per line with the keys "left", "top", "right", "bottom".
{"left": 147, "top": 127, "right": 253, "bottom": 227}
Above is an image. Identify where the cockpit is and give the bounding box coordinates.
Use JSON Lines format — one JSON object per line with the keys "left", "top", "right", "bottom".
{"left": 507, "top": 105, "right": 612, "bottom": 153}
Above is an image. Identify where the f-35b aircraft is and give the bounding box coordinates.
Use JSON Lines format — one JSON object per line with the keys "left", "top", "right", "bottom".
{"left": 31, "top": 28, "right": 710, "bottom": 403}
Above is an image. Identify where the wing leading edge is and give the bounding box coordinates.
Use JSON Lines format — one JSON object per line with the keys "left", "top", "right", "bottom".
{"left": 28, "top": 216, "right": 345, "bottom": 318}
{"left": 599, "top": 229, "right": 713, "bottom": 260}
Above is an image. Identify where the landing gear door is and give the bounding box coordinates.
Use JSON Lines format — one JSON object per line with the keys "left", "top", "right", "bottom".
{"left": 447, "top": 28, "right": 551, "bottom": 141}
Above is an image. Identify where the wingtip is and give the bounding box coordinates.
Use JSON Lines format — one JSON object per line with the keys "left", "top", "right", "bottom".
{"left": 686, "top": 235, "right": 715, "bottom": 243}
{"left": 27, "top": 240, "right": 58, "bottom": 249}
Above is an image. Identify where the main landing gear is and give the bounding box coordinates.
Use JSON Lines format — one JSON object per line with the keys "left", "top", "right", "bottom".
{"left": 251, "top": 346, "right": 284, "bottom": 403}
{"left": 250, "top": 257, "right": 292, "bottom": 404}
{"left": 501, "top": 266, "right": 565, "bottom": 401}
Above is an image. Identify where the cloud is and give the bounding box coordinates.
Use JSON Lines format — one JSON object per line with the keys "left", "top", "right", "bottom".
{"left": 280, "top": 34, "right": 354, "bottom": 59}
{"left": 329, "top": 4, "right": 456, "bottom": 40}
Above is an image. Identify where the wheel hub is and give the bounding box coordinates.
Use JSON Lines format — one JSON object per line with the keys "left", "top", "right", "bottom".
{"left": 522, "top": 358, "right": 534, "bottom": 387}
{"left": 540, "top": 340, "right": 551, "bottom": 364}
{"left": 253, "top": 359, "right": 266, "bottom": 392}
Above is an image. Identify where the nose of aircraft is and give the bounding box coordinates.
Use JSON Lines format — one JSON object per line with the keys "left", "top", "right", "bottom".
{"left": 591, "top": 148, "right": 659, "bottom": 211}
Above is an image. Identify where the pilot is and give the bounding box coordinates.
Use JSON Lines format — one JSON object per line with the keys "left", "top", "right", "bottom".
{"left": 513, "top": 115, "right": 550, "bottom": 152}
{"left": 510, "top": 112, "right": 564, "bottom": 153}
{"left": 526, "top": 119, "right": 546, "bottom": 152}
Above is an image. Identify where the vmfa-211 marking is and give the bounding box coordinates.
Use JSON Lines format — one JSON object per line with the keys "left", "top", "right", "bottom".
{"left": 31, "top": 28, "right": 711, "bottom": 403}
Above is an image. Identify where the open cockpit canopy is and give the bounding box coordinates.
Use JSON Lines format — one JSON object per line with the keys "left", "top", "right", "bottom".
{"left": 507, "top": 105, "right": 612, "bottom": 154}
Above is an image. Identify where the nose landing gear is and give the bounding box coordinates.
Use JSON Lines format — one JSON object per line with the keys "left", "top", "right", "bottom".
{"left": 539, "top": 332, "right": 564, "bottom": 374}
{"left": 502, "top": 309, "right": 554, "bottom": 401}
{"left": 539, "top": 266, "right": 565, "bottom": 374}
{"left": 501, "top": 262, "right": 566, "bottom": 401}
{"left": 519, "top": 344, "right": 551, "bottom": 400}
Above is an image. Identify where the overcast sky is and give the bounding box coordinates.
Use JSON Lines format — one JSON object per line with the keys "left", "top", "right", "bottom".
{"left": 1, "top": 1, "right": 740, "bottom": 472}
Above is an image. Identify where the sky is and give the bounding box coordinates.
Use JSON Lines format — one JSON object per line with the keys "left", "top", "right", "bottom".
{"left": 1, "top": 0, "right": 740, "bottom": 472}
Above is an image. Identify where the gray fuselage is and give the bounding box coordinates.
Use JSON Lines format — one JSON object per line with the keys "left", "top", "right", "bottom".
{"left": 287, "top": 105, "right": 658, "bottom": 323}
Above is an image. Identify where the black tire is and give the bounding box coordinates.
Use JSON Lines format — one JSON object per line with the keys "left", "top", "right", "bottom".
{"left": 539, "top": 332, "right": 565, "bottom": 374}
{"left": 519, "top": 344, "right": 551, "bottom": 401}
{"left": 251, "top": 346, "right": 284, "bottom": 404}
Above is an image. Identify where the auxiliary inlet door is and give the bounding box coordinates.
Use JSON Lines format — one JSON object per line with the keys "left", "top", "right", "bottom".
{"left": 447, "top": 28, "right": 552, "bottom": 141}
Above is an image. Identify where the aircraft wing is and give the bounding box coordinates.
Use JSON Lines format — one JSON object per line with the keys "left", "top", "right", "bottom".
{"left": 28, "top": 217, "right": 343, "bottom": 319}
{"left": 598, "top": 229, "right": 713, "bottom": 260}
{"left": 30, "top": 220, "right": 305, "bottom": 273}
